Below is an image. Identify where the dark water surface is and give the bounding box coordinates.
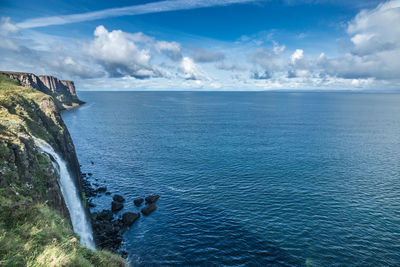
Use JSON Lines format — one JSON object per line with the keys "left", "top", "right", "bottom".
{"left": 63, "top": 92, "right": 400, "bottom": 266}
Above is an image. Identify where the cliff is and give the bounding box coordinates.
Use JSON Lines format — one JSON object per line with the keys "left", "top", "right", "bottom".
{"left": 0, "top": 74, "right": 126, "bottom": 266}
{"left": 0, "top": 71, "right": 85, "bottom": 110}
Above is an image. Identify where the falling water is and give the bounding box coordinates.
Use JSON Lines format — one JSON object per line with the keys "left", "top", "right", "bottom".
{"left": 34, "top": 138, "right": 95, "bottom": 249}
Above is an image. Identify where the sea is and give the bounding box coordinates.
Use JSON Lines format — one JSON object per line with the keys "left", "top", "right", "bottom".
{"left": 62, "top": 91, "right": 400, "bottom": 266}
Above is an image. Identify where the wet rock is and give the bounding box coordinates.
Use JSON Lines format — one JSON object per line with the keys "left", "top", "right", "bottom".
{"left": 88, "top": 202, "right": 96, "bottom": 208}
{"left": 113, "top": 194, "right": 125, "bottom": 202}
{"left": 134, "top": 198, "right": 144, "bottom": 207}
{"left": 145, "top": 195, "right": 160, "bottom": 204}
{"left": 122, "top": 212, "right": 140, "bottom": 227}
{"left": 121, "top": 251, "right": 128, "bottom": 259}
{"left": 96, "top": 186, "right": 107, "bottom": 193}
{"left": 111, "top": 201, "right": 123, "bottom": 212}
{"left": 105, "top": 191, "right": 111, "bottom": 195}
{"left": 96, "top": 210, "right": 113, "bottom": 221}
{"left": 141, "top": 204, "right": 157, "bottom": 216}
{"left": 88, "top": 173, "right": 93, "bottom": 176}
{"left": 91, "top": 161, "right": 94, "bottom": 165}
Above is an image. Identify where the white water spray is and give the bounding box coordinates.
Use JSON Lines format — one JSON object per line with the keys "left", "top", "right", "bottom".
{"left": 34, "top": 138, "right": 95, "bottom": 249}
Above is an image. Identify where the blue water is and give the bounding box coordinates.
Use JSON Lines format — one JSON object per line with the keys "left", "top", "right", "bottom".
{"left": 63, "top": 92, "right": 400, "bottom": 266}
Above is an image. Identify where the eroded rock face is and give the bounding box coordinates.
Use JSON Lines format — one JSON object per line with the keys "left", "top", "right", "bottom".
{"left": 61, "top": 80, "right": 77, "bottom": 96}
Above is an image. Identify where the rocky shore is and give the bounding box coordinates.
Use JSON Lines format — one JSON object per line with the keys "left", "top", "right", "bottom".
{"left": 81, "top": 170, "right": 160, "bottom": 254}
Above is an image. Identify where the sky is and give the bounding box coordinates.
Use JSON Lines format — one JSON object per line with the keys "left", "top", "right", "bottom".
{"left": 0, "top": 0, "right": 399, "bottom": 91}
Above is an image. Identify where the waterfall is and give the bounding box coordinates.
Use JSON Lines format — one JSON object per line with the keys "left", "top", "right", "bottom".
{"left": 34, "top": 138, "right": 95, "bottom": 249}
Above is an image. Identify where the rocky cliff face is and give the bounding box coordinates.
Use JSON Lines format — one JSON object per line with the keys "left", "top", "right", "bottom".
{"left": 0, "top": 74, "right": 126, "bottom": 266}
{"left": 0, "top": 74, "right": 83, "bottom": 217}
{"left": 0, "top": 71, "right": 84, "bottom": 110}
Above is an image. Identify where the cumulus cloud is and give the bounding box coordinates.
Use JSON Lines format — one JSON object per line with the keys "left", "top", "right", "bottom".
{"left": 180, "top": 57, "right": 207, "bottom": 80}
{"left": 248, "top": 46, "right": 285, "bottom": 78}
{"left": 288, "top": 49, "right": 310, "bottom": 78}
{"left": 192, "top": 48, "right": 225, "bottom": 63}
{"left": 320, "top": 0, "right": 400, "bottom": 80}
{"left": 87, "top": 25, "right": 166, "bottom": 79}
{"left": 155, "top": 40, "right": 182, "bottom": 61}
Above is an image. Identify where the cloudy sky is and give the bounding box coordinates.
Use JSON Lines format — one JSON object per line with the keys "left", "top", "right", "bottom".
{"left": 1, "top": 0, "right": 399, "bottom": 91}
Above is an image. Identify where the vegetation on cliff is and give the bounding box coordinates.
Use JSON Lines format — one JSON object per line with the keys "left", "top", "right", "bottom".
{"left": 0, "top": 74, "right": 126, "bottom": 266}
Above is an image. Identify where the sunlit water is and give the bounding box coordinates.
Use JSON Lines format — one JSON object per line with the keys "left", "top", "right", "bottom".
{"left": 35, "top": 138, "right": 95, "bottom": 249}
{"left": 63, "top": 92, "right": 400, "bottom": 266}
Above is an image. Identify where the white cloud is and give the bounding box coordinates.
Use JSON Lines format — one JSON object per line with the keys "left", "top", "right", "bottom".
{"left": 180, "top": 57, "right": 207, "bottom": 80}
{"left": 87, "top": 25, "right": 165, "bottom": 78}
{"left": 272, "top": 41, "right": 285, "bottom": 54}
{"left": 0, "top": 17, "right": 20, "bottom": 51}
{"left": 320, "top": 0, "right": 400, "bottom": 80}
{"left": 192, "top": 48, "right": 225, "bottom": 63}
{"left": 0, "top": 17, "right": 19, "bottom": 35}
{"left": 248, "top": 47, "right": 285, "bottom": 77}
{"left": 155, "top": 41, "right": 182, "bottom": 61}
{"left": 290, "top": 49, "right": 304, "bottom": 64}
{"left": 288, "top": 49, "right": 310, "bottom": 77}
{"left": 16, "top": 0, "right": 258, "bottom": 29}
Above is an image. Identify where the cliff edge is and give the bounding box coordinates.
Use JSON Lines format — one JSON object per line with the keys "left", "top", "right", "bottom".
{"left": 0, "top": 74, "right": 125, "bottom": 266}
{"left": 0, "top": 71, "right": 85, "bottom": 110}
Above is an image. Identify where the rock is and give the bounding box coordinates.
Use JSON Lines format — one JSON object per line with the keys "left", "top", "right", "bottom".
{"left": 97, "top": 210, "right": 113, "bottom": 221}
{"left": 105, "top": 191, "right": 111, "bottom": 195}
{"left": 141, "top": 204, "right": 157, "bottom": 216}
{"left": 145, "top": 195, "right": 160, "bottom": 204}
{"left": 88, "top": 173, "right": 93, "bottom": 176}
{"left": 91, "top": 161, "right": 94, "bottom": 165}
{"left": 122, "top": 212, "right": 140, "bottom": 227}
{"left": 134, "top": 198, "right": 144, "bottom": 207}
{"left": 88, "top": 202, "right": 96, "bottom": 208}
{"left": 96, "top": 186, "right": 107, "bottom": 193}
{"left": 111, "top": 201, "right": 123, "bottom": 212}
{"left": 113, "top": 194, "right": 125, "bottom": 202}
{"left": 121, "top": 251, "right": 128, "bottom": 259}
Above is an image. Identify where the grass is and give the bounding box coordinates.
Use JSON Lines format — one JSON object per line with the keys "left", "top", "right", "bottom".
{"left": 0, "top": 74, "right": 127, "bottom": 266}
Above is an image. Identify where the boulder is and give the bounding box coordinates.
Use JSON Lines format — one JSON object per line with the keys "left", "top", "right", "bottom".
{"left": 141, "top": 204, "right": 157, "bottom": 216}
{"left": 96, "top": 186, "right": 107, "bottom": 193}
{"left": 122, "top": 212, "right": 140, "bottom": 227}
{"left": 111, "top": 201, "right": 123, "bottom": 212}
{"left": 145, "top": 195, "right": 160, "bottom": 204}
{"left": 113, "top": 194, "right": 125, "bottom": 202}
{"left": 134, "top": 198, "right": 144, "bottom": 207}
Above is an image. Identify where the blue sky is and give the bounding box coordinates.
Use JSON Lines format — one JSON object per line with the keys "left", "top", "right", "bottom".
{"left": 1, "top": 0, "right": 399, "bottom": 90}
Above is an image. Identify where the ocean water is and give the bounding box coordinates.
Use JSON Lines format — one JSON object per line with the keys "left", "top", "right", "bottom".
{"left": 62, "top": 92, "right": 400, "bottom": 266}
